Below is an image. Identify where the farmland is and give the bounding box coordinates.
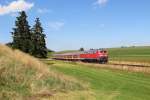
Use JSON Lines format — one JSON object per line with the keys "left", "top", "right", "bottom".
{"left": 108, "top": 46, "right": 150, "bottom": 63}
{"left": 45, "top": 46, "right": 150, "bottom": 100}
{"left": 48, "top": 60, "right": 150, "bottom": 100}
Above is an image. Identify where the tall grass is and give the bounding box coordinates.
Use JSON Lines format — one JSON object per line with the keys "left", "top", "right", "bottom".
{"left": 0, "top": 44, "right": 86, "bottom": 100}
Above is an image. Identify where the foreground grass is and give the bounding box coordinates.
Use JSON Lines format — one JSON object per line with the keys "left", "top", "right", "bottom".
{"left": 108, "top": 46, "right": 150, "bottom": 63}
{"left": 47, "top": 61, "right": 150, "bottom": 100}
{"left": 0, "top": 45, "right": 90, "bottom": 100}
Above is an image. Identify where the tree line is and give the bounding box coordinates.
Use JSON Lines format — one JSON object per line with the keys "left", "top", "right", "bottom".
{"left": 11, "top": 11, "right": 47, "bottom": 58}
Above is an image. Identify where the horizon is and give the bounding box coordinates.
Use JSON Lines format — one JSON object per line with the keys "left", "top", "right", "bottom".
{"left": 1, "top": 0, "right": 150, "bottom": 51}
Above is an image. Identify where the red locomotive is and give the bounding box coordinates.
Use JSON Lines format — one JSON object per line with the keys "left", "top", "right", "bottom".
{"left": 53, "top": 49, "right": 108, "bottom": 63}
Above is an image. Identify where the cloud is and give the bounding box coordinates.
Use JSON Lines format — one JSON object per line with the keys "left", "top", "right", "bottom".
{"left": 0, "top": 0, "right": 34, "bottom": 15}
{"left": 94, "top": 0, "right": 108, "bottom": 7}
{"left": 37, "top": 8, "right": 52, "bottom": 14}
{"left": 48, "top": 21, "right": 65, "bottom": 31}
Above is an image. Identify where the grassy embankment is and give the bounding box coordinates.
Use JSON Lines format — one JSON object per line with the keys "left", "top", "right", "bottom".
{"left": 0, "top": 44, "right": 93, "bottom": 100}
{"left": 47, "top": 60, "right": 150, "bottom": 100}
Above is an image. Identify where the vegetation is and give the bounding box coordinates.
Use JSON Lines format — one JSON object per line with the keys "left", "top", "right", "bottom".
{"left": 79, "top": 47, "right": 84, "bottom": 51}
{"left": 11, "top": 11, "right": 47, "bottom": 58}
{"left": 12, "top": 11, "right": 32, "bottom": 54}
{"left": 31, "top": 18, "right": 47, "bottom": 58}
{"left": 1, "top": 44, "right": 150, "bottom": 100}
{"left": 108, "top": 46, "right": 150, "bottom": 63}
{"left": 0, "top": 44, "right": 87, "bottom": 100}
{"left": 48, "top": 60, "right": 150, "bottom": 100}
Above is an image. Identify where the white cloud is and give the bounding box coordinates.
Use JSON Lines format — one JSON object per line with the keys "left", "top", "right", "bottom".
{"left": 94, "top": 0, "right": 108, "bottom": 7}
{"left": 37, "top": 8, "right": 52, "bottom": 14}
{"left": 48, "top": 21, "right": 65, "bottom": 31}
{"left": 0, "top": 0, "right": 34, "bottom": 15}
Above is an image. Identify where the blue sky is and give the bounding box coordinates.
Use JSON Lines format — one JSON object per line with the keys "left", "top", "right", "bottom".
{"left": 0, "top": 0, "right": 150, "bottom": 51}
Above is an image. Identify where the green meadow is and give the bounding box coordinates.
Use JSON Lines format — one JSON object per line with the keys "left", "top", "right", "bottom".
{"left": 108, "top": 46, "right": 150, "bottom": 63}
{"left": 47, "top": 60, "right": 150, "bottom": 100}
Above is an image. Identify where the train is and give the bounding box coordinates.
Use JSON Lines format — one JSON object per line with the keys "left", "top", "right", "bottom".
{"left": 53, "top": 49, "right": 108, "bottom": 64}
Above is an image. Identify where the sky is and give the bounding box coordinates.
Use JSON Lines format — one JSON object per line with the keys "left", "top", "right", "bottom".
{"left": 0, "top": 0, "right": 150, "bottom": 51}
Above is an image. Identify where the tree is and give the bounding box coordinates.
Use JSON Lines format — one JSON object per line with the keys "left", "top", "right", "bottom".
{"left": 12, "top": 11, "right": 33, "bottom": 54}
{"left": 79, "top": 47, "right": 84, "bottom": 51}
{"left": 11, "top": 11, "right": 47, "bottom": 58}
{"left": 32, "top": 18, "right": 47, "bottom": 58}
{"left": 47, "top": 49, "right": 55, "bottom": 53}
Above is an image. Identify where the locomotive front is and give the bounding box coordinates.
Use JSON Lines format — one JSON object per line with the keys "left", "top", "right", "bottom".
{"left": 80, "top": 49, "right": 108, "bottom": 63}
{"left": 97, "top": 50, "right": 108, "bottom": 63}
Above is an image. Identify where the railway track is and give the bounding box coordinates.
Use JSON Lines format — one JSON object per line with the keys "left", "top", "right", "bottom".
{"left": 107, "top": 63, "right": 150, "bottom": 68}
{"left": 44, "top": 59, "right": 150, "bottom": 73}
{"left": 77, "top": 61, "right": 150, "bottom": 74}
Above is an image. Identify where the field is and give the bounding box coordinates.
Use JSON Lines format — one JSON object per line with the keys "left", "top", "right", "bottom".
{"left": 108, "top": 46, "right": 150, "bottom": 63}
{"left": 47, "top": 60, "right": 150, "bottom": 100}
{"left": 45, "top": 46, "right": 150, "bottom": 100}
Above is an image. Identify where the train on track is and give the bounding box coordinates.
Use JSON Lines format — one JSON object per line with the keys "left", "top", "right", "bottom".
{"left": 53, "top": 49, "right": 108, "bottom": 64}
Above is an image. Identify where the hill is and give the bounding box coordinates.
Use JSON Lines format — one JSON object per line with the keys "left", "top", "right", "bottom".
{"left": 0, "top": 44, "right": 90, "bottom": 100}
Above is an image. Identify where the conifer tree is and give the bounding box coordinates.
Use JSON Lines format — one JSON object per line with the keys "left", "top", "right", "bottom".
{"left": 32, "top": 18, "right": 47, "bottom": 58}
{"left": 12, "top": 11, "right": 33, "bottom": 53}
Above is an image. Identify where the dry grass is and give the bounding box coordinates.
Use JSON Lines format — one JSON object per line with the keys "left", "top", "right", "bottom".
{"left": 48, "top": 90, "right": 96, "bottom": 100}
{"left": 77, "top": 61, "right": 150, "bottom": 73}
{"left": 0, "top": 44, "right": 87, "bottom": 99}
{"left": 0, "top": 44, "right": 49, "bottom": 74}
{"left": 27, "top": 90, "right": 96, "bottom": 100}
{"left": 109, "top": 60, "right": 150, "bottom": 67}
